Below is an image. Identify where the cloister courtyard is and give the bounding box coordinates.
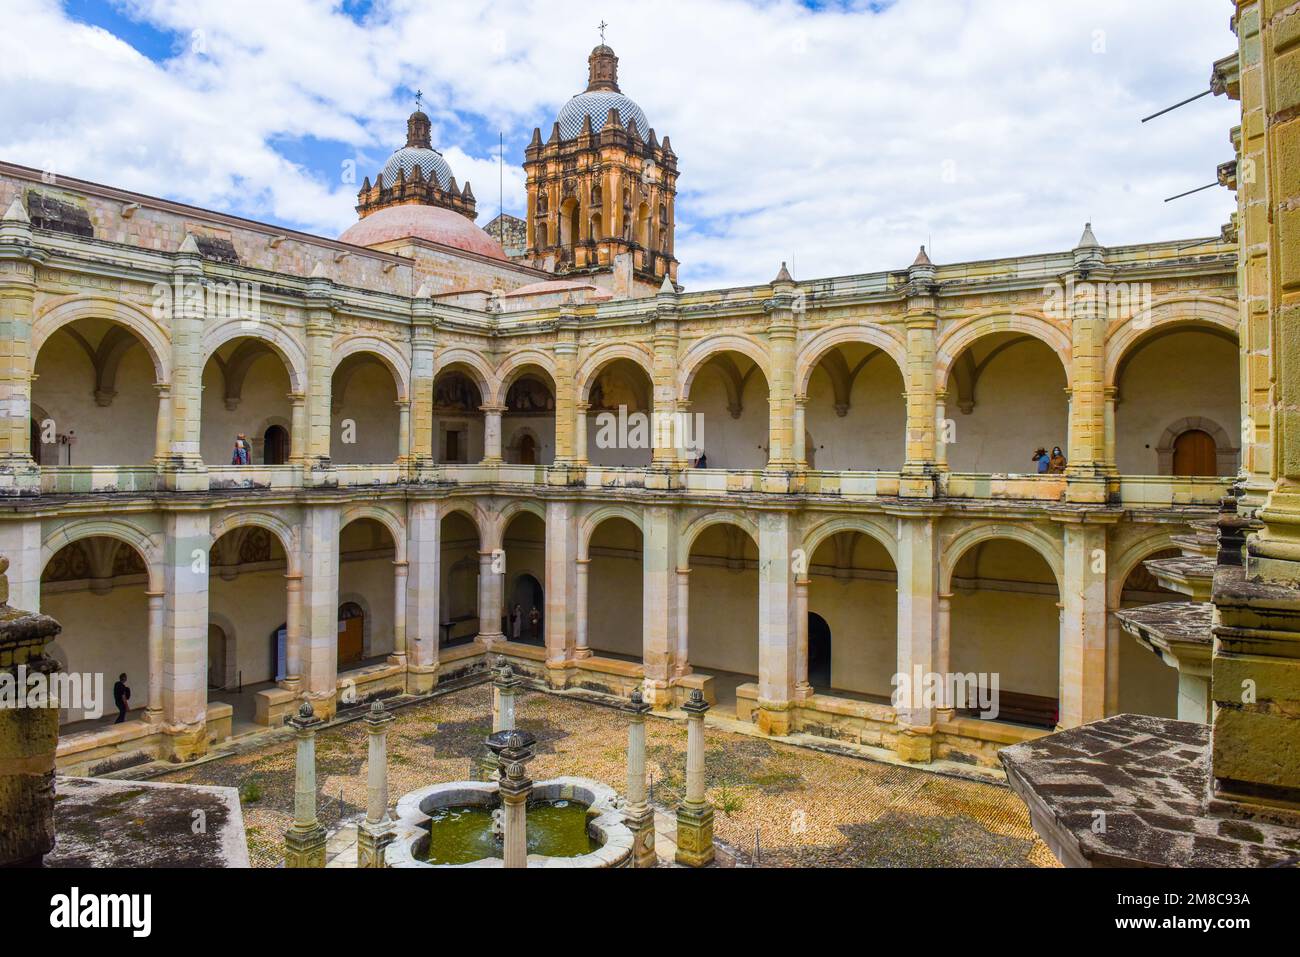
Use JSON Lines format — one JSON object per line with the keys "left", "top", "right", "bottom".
{"left": 148, "top": 680, "right": 1054, "bottom": 868}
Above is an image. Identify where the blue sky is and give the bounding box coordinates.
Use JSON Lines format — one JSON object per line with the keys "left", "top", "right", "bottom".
{"left": 4, "top": 0, "right": 1239, "bottom": 289}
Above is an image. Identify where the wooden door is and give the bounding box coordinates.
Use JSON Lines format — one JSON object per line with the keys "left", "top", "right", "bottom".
{"left": 337, "top": 604, "right": 364, "bottom": 667}
{"left": 1172, "top": 429, "right": 1216, "bottom": 476}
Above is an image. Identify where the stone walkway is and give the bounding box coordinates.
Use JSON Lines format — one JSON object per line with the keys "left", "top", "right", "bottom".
{"left": 156, "top": 682, "right": 1057, "bottom": 868}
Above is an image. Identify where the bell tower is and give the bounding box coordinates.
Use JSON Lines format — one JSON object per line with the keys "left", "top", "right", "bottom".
{"left": 524, "top": 41, "right": 678, "bottom": 290}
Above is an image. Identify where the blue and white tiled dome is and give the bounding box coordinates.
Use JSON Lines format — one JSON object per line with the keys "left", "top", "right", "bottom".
{"left": 380, "top": 146, "right": 454, "bottom": 188}
{"left": 556, "top": 90, "right": 649, "bottom": 140}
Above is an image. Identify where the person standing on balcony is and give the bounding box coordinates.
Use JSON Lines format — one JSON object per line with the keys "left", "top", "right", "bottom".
{"left": 231, "top": 433, "right": 250, "bottom": 465}
{"left": 1048, "top": 446, "right": 1067, "bottom": 473}
{"left": 1032, "top": 447, "right": 1049, "bottom": 473}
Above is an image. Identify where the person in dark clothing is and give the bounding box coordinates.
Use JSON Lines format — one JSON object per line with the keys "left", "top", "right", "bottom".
{"left": 112, "top": 673, "right": 130, "bottom": 723}
{"left": 695, "top": 450, "right": 708, "bottom": 469}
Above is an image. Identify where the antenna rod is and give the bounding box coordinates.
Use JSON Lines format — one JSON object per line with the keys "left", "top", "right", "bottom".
{"left": 1141, "top": 88, "right": 1211, "bottom": 123}
{"left": 1164, "top": 182, "right": 1219, "bottom": 203}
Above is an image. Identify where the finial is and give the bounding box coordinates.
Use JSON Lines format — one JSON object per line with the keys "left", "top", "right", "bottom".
{"left": 911, "top": 244, "right": 933, "bottom": 268}
{"left": 414, "top": 88, "right": 424, "bottom": 113}
{"left": 298, "top": 701, "right": 315, "bottom": 718}
{"left": 598, "top": 20, "right": 608, "bottom": 44}
{"left": 772, "top": 261, "right": 793, "bottom": 284}
{"left": 1076, "top": 222, "right": 1101, "bottom": 249}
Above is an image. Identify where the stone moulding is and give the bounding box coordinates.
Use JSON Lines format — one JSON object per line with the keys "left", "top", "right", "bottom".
{"left": 386, "top": 775, "right": 633, "bottom": 868}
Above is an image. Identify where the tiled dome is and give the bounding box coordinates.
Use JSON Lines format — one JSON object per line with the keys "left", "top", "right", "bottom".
{"left": 556, "top": 90, "right": 649, "bottom": 141}
{"left": 379, "top": 146, "right": 454, "bottom": 189}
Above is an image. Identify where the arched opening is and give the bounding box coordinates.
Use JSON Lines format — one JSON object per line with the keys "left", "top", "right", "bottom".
{"left": 201, "top": 338, "right": 294, "bottom": 465}
{"left": 686, "top": 351, "right": 770, "bottom": 470}
{"left": 41, "top": 535, "right": 150, "bottom": 729}
{"left": 1111, "top": 548, "right": 1182, "bottom": 719}
{"left": 1172, "top": 429, "right": 1217, "bottom": 477}
{"left": 338, "top": 516, "right": 398, "bottom": 670}
{"left": 804, "top": 343, "right": 906, "bottom": 470}
{"left": 949, "top": 538, "right": 1060, "bottom": 729}
{"left": 209, "top": 523, "right": 289, "bottom": 732}
{"left": 432, "top": 369, "right": 484, "bottom": 464}
{"left": 501, "top": 512, "right": 546, "bottom": 646}
{"left": 331, "top": 353, "right": 400, "bottom": 465}
{"left": 686, "top": 522, "right": 759, "bottom": 713}
{"left": 559, "top": 198, "right": 579, "bottom": 247}
{"left": 944, "top": 334, "right": 1068, "bottom": 473}
{"left": 808, "top": 613, "right": 831, "bottom": 689}
{"left": 32, "top": 319, "right": 161, "bottom": 466}
{"left": 807, "top": 530, "right": 897, "bottom": 701}
{"left": 207, "top": 623, "right": 232, "bottom": 691}
{"left": 440, "top": 511, "right": 481, "bottom": 647}
{"left": 1114, "top": 326, "right": 1238, "bottom": 475}
{"left": 503, "top": 370, "right": 556, "bottom": 465}
{"left": 586, "top": 358, "right": 655, "bottom": 468}
{"left": 263, "top": 425, "right": 289, "bottom": 465}
{"left": 585, "top": 517, "right": 643, "bottom": 661}
{"left": 635, "top": 202, "right": 650, "bottom": 247}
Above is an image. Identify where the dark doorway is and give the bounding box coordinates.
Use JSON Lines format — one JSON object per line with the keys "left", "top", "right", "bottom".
{"left": 510, "top": 574, "right": 544, "bottom": 645}
{"left": 263, "top": 424, "right": 289, "bottom": 465}
{"left": 808, "top": 613, "right": 832, "bottom": 689}
{"left": 518, "top": 434, "right": 537, "bottom": 465}
{"left": 271, "top": 623, "right": 287, "bottom": 683}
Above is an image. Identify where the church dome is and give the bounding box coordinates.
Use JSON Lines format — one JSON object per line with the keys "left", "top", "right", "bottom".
{"left": 338, "top": 204, "right": 506, "bottom": 260}
{"left": 380, "top": 145, "right": 454, "bottom": 188}
{"left": 557, "top": 90, "right": 649, "bottom": 140}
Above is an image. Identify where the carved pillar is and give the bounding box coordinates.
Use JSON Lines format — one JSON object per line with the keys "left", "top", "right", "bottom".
{"left": 764, "top": 273, "right": 798, "bottom": 468}
{"left": 162, "top": 237, "right": 206, "bottom": 487}
{"left": 902, "top": 251, "right": 939, "bottom": 497}
{"left": 409, "top": 303, "right": 436, "bottom": 469}
{"left": 478, "top": 550, "right": 504, "bottom": 644}
{"left": 893, "top": 512, "right": 939, "bottom": 763}
{"left": 145, "top": 589, "right": 164, "bottom": 723}
{"left": 1065, "top": 237, "right": 1109, "bottom": 502}
{"left": 623, "top": 689, "right": 656, "bottom": 867}
{"left": 794, "top": 576, "right": 812, "bottom": 700}
{"left": 281, "top": 572, "right": 303, "bottom": 690}
{"left": 674, "top": 567, "right": 691, "bottom": 678}
{"left": 357, "top": 700, "right": 395, "bottom": 868}
{"left": 161, "top": 510, "right": 210, "bottom": 760}
{"left": 641, "top": 506, "right": 679, "bottom": 706}
{"left": 152, "top": 383, "right": 172, "bottom": 467}
{"left": 574, "top": 558, "right": 591, "bottom": 658}
{"left": 480, "top": 403, "right": 505, "bottom": 464}
{"left": 288, "top": 392, "right": 307, "bottom": 465}
{"left": 300, "top": 503, "right": 340, "bottom": 718}
{"left": 284, "top": 702, "right": 326, "bottom": 868}
{"left": 675, "top": 689, "right": 714, "bottom": 867}
{"left": 649, "top": 299, "right": 682, "bottom": 468}
{"left": 389, "top": 559, "right": 408, "bottom": 666}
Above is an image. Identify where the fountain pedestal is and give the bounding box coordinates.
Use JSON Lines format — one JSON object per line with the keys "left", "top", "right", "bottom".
{"left": 284, "top": 702, "right": 327, "bottom": 868}
{"left": 486, "top": 728, "right": 536, "bottom": 869}
{"left": 623, "top": 689, "right": 656, "bottom": 867}
{"left": 0, "top": 557, "right": 63, "bottom": 867}
{"left": 358, "top": 700, "right": 395, "bottom": 868}
{"left": 475, "top": 658, "right": 521, "bottom": 781}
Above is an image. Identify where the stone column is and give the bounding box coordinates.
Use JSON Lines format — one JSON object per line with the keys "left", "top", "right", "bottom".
{"left": 573, "top": 558, "right": 591, "bottom": 658}
{"left": 480, "top": 404, "right": 505, "bottom": 464}
{"left": 674, "top": 567, "right": 691, "bottom": 678}
{"left": 145, "top": 589, "right": 164, "bottom": 723}
{"left": 152, "top": 383, "right": 172, "bottom": 467}
{"left": 281, "top": 572, "right": 303, "bottom": 690}
{"left": 623, "top": 689, "right": 655, "bottom": 867}
{"left": 936, "top": 591, "right": 954, "bottom": 721}
{"left": 794, "top": 576, "right": 812, "bottom": 700}
{"left": 300, "top": 503, "right": 341, "bottom": 718}
{"left": 902, "top": 253, "right": 939, "bottom": 498}
{"left": 649, "top": 294, "right": 682, "bottom": 469}
{"left": 404, "top": 500, "right": 440, "bottom": 693}
{"left": 357, "top": 700, "right": 395, "bottom": 868}
{"left": 0, "top": 556, "right": 63, "bottom": 866}
{"left": 283, "top": 702, "right": 326, "bottom": 868}
{"left": 641, "top": 506, "right": 680, "bottom": 705}
{"left": 935, "top": 392, "right": 949, "bottom": 471}
{"left": 388, "top": 559, "right": 408, "bottom": 666}
{"left": 552, "top": 314, "right": 579, "bottom": 467}
{"left": 1065, "top": 232, "right": 1109, "bottom": 502}
{"left": 486, "top": 729, "right": 537, "bottom": 869}
{"left": 161, "top": 510, "right": 210, "bottom": 760}
{"left": 574, "top": 402, "right": 590, "bottom": 466}
{"left": 161, "top": 236, "right": 207, "bottom": 489}
{"left": 408, "top": 295, "right": 436, "bottom": 472}
{"left": 0, "top": 200, "right": 42, "bottom": 493}
{"left": 478, "top": 549, "right": 503, "bottom": 645}
{"left": 893, "top": 513, "right": 939, "bottom": 762}
{"left": 288, "top": 392, "right": 307, "bottom": 465}
{"left": 1102, "top": 387, "right": 1118, "bottom": 473}
{"left": 756, "top": 510, "right": 797, "bottom": 734}
{"left": 543, "top": 499, "right": 578, "bottom": 676}
{"left": 675, "top": 689, "right": 714, "bottom": 866}
{"left": 793, "top": 395, "right": 808, "bottom": 468}
{"left": 763, "top": 269, "right": 798, "bottom": 468}
{"left": 1058, "top": 519, "right": 1109, "bottom": 728}
{"left": 304, "top": 309, "right": 335, "bottom": 479}
{"left": 395, "top": 399, "right": 411, "bottom": 464}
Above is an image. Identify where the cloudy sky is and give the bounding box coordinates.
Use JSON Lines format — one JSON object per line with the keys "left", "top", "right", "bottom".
{"left": 1, "top": 0, "right": 1239, "bottom": 289}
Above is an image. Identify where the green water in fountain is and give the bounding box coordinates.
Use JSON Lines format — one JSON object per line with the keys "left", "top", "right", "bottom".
{"left": 420, "top": 800, "right": 596, "bottom": 864}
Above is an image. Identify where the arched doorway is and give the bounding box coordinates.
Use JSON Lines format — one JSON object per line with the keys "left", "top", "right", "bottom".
{"left": 337, "top": 601, "right": 365, "bottom": 669}
{"left": 509, "top": 573, "right": 545, "bottom": 645}
{"left": 263, "top": 425, "right": 289, "bottom": 465}
{"left": 808, "top": 613, "right": 831, "bottom": 689}
{"left": 432, "top": 369, "right": 484, "bottom": 464}
{"left": 518, "top": 433, "right": 537, "bottom": 465}
{"left": 503, "top": 370, "right": 556, "bottom": 465}
{"left": 1172, "top": 429, "right": 1216, "bottom": 477}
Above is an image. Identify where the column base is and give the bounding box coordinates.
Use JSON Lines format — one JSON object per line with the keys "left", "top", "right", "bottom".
{"left": 155, "top": 462, "right": 209, "bottom": 492}
{"left": 893, "top": 726, "right": 934, "bottom": 763}
{"left": 405, "top": 664, "right": 438, "bottom": 695}
{"left": 572, "top": 646, "right": 594, "bottom": 660}
{"left": 357, "top": 821, "right": 394, "bottom": 868}
{"left": 756, "top": 699, "right": 792, "bottom": 737}
{"left": 624, "top": 803, "right": 657, "bottom": 868}
{"left": 283, "top": 823, "right": 327, "bottom": 868}
{"left": 160, "top": 721, "right": 208, "bottom": 763}
{"left": 674, "top": 801, "right": 715, "bottom": 867}
{"left": 304, "top": 691, "right": 337, "bottom": 722}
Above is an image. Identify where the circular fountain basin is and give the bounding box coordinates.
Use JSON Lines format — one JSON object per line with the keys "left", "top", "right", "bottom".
{"left": 386, "top": 776, "right": 633, "bottom": 868}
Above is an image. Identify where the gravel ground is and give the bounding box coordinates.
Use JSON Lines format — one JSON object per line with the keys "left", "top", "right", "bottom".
{"left": 157, "top": 682, "right": 1057, "bottom": 868}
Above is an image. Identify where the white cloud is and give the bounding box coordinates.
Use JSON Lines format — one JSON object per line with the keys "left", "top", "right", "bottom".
{"left": 0, "top": 0, "right": 1239, "bottom": 288}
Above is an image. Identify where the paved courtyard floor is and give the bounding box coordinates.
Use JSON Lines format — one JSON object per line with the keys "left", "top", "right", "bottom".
{"left": 157, "top": 682, "right": 1057, "bottom": 868}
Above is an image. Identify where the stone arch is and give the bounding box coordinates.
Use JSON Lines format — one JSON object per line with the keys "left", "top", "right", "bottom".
{"left": 494, "top": 350, "right": 559, "bottom": 405}
{"left": 433, "top": 348, "right": 494, "bottom": 400}
{"left": 331, "top": 336, "right": 410, "bottom": 401}
{"left": 678, "top": 334, "right": 772, "bottom": 400}
{"left": 340, "top": 503, "right": 406, "bottom": 562}
{"left": 209, "top": 510, "right": 301, "bottom": 576}
{"left": 1108, "top": 530, "right": 1181, "bottom": 609}
{"left": 33, "top": 295, "right": 171, "bottom": 384}
{"left": 678, "top": 510, "right": 762, "bottom": 567}
{"left": 936, "top": 311, "right": 1072, "bottom": 392}
{"left": 575, "top": 342, "right": 655, "bottom": 402}
{"left": 802, "top": 515, "right": 899, "bottom": 568}
{"left": 41, "top": 518, "right": 163, "bottom": 593}
{"left": 1154, "top": 416, "right": 1238, "bottom": 476}
{"left": 497, "top": 499, "right": 547, "bottom": 544}
{"left": 201, "top": 320, "right": 308, "bottom": 393}
{"left": 1105, "top": 295, "right": 1238, "bottom": 388}
{"left": 439, "top": 501, "right": 489, "bottom": 541}
{"left": 795, "top": 324, "right": 908, "bottom": 395}
{"left": 579, "top": 504, "right": 646, "bottom": 560}
{"left": 939, "top": 522, "right": 1063, "bottom": 594}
